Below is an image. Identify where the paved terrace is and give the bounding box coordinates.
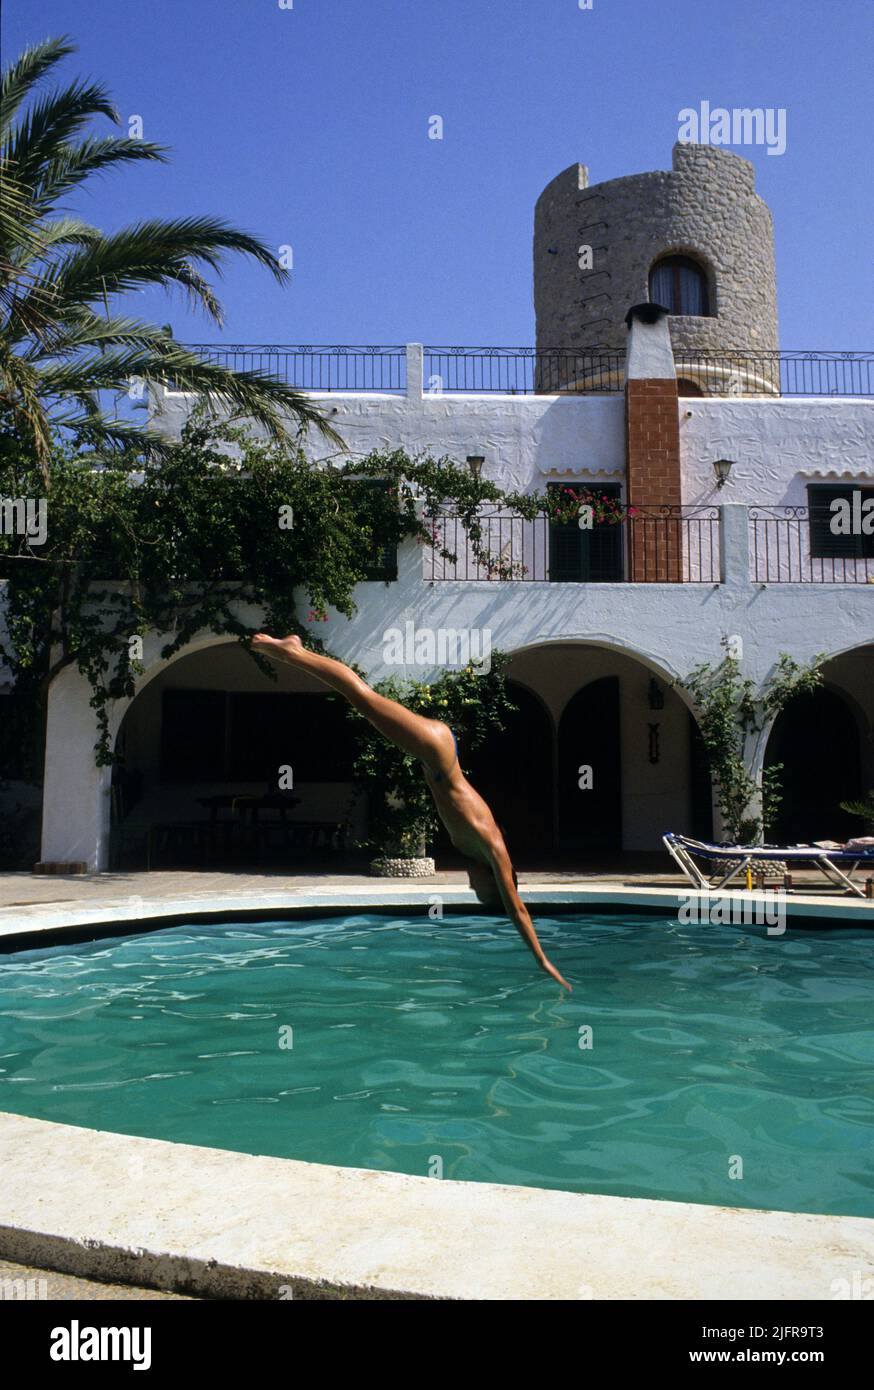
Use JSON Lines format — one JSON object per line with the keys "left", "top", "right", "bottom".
{"left": 0, "top": 861, "right": 867, "bottom": 912}
{"left": 1, "top": 862, "right": 871, "bottom": 946}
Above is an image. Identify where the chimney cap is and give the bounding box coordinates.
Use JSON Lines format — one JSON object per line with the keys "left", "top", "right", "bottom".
{"left": 625, "top": 302, "right": 670, "bottom": 328}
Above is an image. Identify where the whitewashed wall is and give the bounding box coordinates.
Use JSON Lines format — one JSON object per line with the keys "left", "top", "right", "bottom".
{"left": 14, "top": 355, "right": 874, "bottom": 868}
{"left": 151, "top": 361, "right": 874, "bottom": 508}
{"left": 36, "top": 510, "right": 874, "bottom": 869}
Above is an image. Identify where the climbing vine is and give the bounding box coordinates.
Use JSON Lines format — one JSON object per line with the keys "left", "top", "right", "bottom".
{"left": 0, "top": 408, "right": 595, "bottom": 770}
{"left": 684, "top": 642, "right": 825, "bottom": 844}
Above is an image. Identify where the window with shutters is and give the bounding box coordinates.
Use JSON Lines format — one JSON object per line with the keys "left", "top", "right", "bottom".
{"left": 547, "top": 483, "right": 624, "bottom": 581}
{"left": 807, "top": 484, "right": 874, "bottom": 559}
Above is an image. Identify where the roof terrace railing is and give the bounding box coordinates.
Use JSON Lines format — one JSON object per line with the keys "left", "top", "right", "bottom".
{"left": 183, "top": 345, "right": 874, "bottom": 397}
{"left": 185, "top": 344, "right": 409, "bottom": 392}
{"left": 673, "top": 351, "right": 873, "bottom": 397}
{"left": 423, "top": 347, "right": 626, "bottom": 393}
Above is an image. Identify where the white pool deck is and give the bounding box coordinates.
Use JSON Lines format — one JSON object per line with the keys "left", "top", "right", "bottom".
{"left": 1, "top": 1111, "right": 872, "bottom": 1301}
{"left": 0, "top": 870, "right": 871, "bottom": 943}
{"left": 0, "top": 874, "right": 871, "bottom": 1300}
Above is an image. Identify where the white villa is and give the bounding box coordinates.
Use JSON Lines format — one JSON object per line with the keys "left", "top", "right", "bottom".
{"left": 15, "top": 143, "right": 874, "bottom": 872}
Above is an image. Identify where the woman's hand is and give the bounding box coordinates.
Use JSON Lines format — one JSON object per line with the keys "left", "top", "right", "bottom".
{"left": 540, "top": 955, "right": 572, "bottom": 990}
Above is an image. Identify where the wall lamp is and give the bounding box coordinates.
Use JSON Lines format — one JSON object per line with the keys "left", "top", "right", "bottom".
{"left": 466, "top": 455, "right": 485, "bottom": 480}
{"left": 713, "top": 457, "right": 735, "bottom": 489}
{"left": 648, "top": 677, "right": 665, "bottom": 711}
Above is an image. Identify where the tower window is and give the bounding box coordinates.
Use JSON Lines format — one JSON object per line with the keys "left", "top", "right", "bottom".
{"left": 649, "top": 256, "right": 710, "bottom": 316}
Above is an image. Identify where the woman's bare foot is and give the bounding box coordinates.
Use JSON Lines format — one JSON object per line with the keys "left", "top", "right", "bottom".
{"left": 250, "top": 632, "right": 304, "bottom": 663}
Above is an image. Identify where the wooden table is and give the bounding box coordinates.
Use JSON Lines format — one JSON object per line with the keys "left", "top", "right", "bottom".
{"left": 197, "top": 794, "right": 302, "bottom": 856}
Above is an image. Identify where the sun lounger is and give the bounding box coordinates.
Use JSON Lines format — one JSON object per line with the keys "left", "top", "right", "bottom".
{"left": 663, "top": 832, "right": 874, "bottom": 899}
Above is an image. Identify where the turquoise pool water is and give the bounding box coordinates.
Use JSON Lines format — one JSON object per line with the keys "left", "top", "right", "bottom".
{"left": 1, "top": 912, "right": 872, "bottom": 1217}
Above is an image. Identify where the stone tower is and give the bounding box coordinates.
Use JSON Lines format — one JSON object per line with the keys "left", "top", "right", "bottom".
{"left": 533, "top": 143, "right": 778, "bottom": 390}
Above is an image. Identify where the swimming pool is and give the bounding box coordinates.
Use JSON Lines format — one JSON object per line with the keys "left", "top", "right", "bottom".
{"left": 1, "top": 911, "right": 872, "bottom": 1218}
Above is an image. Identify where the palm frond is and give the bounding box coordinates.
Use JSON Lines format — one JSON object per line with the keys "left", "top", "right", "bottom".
{"left": 0, "top": 36, "right": 344, "bottom": 469}
{"left": 51, "top": 410, "right": 177, "bottom": 459}
{"left": 0, "top": 341, "right": 53, "bottom": 463}
{"left": 0, "top": 35, "right": 76, "bottom": 136}
{"left": 6, "top": 79, "right": 120, "bottom": 191}
{"left": 35, "top": 343, "right": 345, "bottom": 448}
{"left": 32, "top": 136, "right": 168, "bottom": 210}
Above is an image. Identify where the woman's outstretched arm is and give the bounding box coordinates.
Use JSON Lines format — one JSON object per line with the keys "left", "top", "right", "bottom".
{"left": 487, "top": 842, "right": 572, "bottom": 990}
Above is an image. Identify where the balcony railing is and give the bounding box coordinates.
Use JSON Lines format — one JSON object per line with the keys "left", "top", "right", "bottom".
{"left": 426, "top": 506, "right": 721, "bottom": 583}
{"left": 750, "top": 506, "right": 874, "bottom": 583}
{"left": 185, "top": 344, "right": 408, "bottom": 392}
{"left": 182, "top": 345, "right": 874, "bottom": 397}
{"left": 673, "top": 351, "right": 873, "bottom": 397}
{"left": 423, "top": 347, "right": 625, "bottom": 393}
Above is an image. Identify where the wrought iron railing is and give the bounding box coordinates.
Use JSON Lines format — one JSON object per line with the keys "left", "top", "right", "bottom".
{"left": 184, "top": 344, "right": 408, "bottom": 392}
{"left": 181, "top": 345, "right": 873, "bottom": 397}
{"left": 423, "top": 347, "right": 625, "bottom": 393}
{"left": 750, "top": 506, "right": 874, "bottom": 583}
{"left": 673, "top": 351, "right": 873, "bottom": 397}
{"left": 426, "top": 505, "right": 721, "bottom": 583}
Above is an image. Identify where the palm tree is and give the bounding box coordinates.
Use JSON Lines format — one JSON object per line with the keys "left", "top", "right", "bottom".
{"left": 0, "top": 36, "right": 343, "bottom": 475}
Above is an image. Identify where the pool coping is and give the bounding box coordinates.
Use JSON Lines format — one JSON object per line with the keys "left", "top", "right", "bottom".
{"left": 1, "top": 1112, "right": 872, "bottom": 1301}
{"left": 0, "top": 881, "right": 871, "bottom": 947}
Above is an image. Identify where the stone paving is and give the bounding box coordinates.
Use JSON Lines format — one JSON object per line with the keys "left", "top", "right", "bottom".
{"left": 0, "top": 861, "right": 855, "bottom": 912}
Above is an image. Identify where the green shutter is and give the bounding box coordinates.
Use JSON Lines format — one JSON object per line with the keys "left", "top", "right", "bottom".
{"left": 548, "top": 483, "right": 623, "bottom": 581}
{"left": 808, "top": 485, "right": 874, "bottom": 559}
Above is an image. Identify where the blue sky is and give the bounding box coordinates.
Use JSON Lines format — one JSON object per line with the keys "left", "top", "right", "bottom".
{"left": 3, "top": 0, "right": 872, "bottom": 348}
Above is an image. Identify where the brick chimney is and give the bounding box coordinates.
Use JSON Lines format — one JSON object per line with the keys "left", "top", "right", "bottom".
{"left": 624, "top": 303, "right": 681, "bottom": 580}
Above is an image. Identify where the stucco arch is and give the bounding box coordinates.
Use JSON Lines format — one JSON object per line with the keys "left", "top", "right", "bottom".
{"left": 500, "top": 635, "right": 709, "bottom": 850}
{"left": 506, "top": 634, "right": 702, "bottom": 724}
{"left": 750, "top": 639, "right": 874, "bottom": 782}
{"left": 107, "top": 630, "right": 253, "bottom": 749}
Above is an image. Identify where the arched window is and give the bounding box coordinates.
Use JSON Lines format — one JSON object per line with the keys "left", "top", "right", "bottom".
{"left": 649, "top": 255, "right": 710, "bottom": 316}
{"left": 676, "top": 378, "right": 704, "bottom": 397}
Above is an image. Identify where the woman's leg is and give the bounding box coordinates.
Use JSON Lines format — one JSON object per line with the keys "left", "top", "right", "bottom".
{"left": 251, "top": 634, "right": 456, "bottom": 772}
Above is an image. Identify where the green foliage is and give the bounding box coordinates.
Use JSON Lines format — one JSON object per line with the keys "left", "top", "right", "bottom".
{"left": 0, "top": 410, "right": 559, "bottom": 771}
{"left": 840, "top": 790, "right": 874, "bottom": 829}
{"left": 1, "top": 398, "right": 627, "bottom": 769}
{"left": 684, "top": 642, "right": 825, "bottom": 844}
{"left": 347, "top": 656, "right": 518, "bottom": 857}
